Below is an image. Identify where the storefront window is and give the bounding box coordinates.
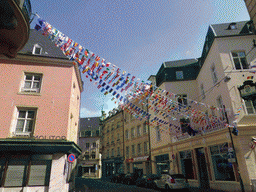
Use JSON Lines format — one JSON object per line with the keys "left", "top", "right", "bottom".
{"left": 155, "top": 154, "right": 169, "bottom": 174}
{"left": 179, "top": 150, "right": 195, "bottom": 179}
{"left": 210, "top": 143, "right": 235, "bottom": 181}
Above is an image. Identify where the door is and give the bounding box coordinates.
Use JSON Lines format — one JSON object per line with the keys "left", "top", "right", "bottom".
{"left": 196, "top": 148, "right": 210, "bottom": 189}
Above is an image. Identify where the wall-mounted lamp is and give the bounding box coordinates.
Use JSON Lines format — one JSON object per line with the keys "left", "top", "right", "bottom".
{"left": 224, "top": 75, "right": 231, "bottom": 82}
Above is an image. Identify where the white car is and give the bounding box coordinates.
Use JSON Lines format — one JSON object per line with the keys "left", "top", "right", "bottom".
{"left": 154, "top": 174, "right": 189, "bottom": 190}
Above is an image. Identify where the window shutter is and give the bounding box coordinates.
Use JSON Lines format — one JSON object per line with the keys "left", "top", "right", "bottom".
{"left": 4, "top": 165, "right": 25, "bottom": 187}
{"left": 28, "top": 164, "right": 47, "bottom": 186}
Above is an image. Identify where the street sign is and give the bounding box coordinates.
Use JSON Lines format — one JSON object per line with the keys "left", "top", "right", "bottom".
{"left": 68, "top": 154, "right": 76, "bottom": 163}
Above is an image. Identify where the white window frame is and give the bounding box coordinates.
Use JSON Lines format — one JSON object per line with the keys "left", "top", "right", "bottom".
{"left": 156, "top": 126, "right": 161, "bottom": 141}
{"left": 125, "top": 130, "right": 129, "bottom": 140}
{"left": 216, "top": 96, "right": 225, "bottom": 119}
{"left": 201, "top": 84, "right": 205, "bottom": 99}
{"left": 231, "top": 51, "right": 249, "bottom": 70}
{"left": 244, "top": 100, "right": 256, "bottom": 114}
{"left": 14, "top": 108, "right": 37, "bottom": 136}
{"left": 144, "top": 142, "right": 148, "bottom": 154}
{"left": 143, "top": 122, "right": 147, "bottom": 134}
{"left": 126, "top": 146, "right": 129, "bottom": 158}
{"left": 137, "top": 125, "right": 141, "bottom": 137}
{"left": 211, "top": 63, "right": 218, "bottom": 84}
{"left": 131, "top": 127, "right": 135, "bottom": 138}
{"left": 21, "top": 73, "right": 42, "bottom": 93}
{"left": 137, "top": 144, "right": 141, "bottom": 155}
{"left": 32, "top": 44, "right": 42, "bottom": 55}
{"left": 131, "top": 145, "right": 135, "bottom": 156}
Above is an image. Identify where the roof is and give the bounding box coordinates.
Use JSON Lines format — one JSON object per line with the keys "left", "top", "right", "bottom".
{"left": 163, "top": 58, "right": 198, "bottom": 68}
{"left": 210, "top": 20, "right": 252, "bottom": 37}
{"left": 18, "top": 29, "right": 68, "bottom": 59}
{"left": 79, "top": 117, "right": 101, "bottom": 132}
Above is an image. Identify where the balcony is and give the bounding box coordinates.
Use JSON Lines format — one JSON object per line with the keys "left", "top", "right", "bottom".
{"left": 0, "top": 0, "right": 32, "bottom": 58}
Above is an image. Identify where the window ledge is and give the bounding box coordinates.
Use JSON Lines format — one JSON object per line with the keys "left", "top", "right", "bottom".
{"left": 18, "top": 92, "right": 41, "bottom": 96}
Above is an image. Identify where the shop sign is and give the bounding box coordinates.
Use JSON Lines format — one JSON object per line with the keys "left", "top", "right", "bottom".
{"left": 126, "top": 158, "right": 133, "bottom": 163}
{"left": 133, "top": 156, "right": 149, "bottom": 162}
{"left": 238, "top": 80, "right": 256, "bottom": 100}
{"left": 33, "top": 135, "right": 66, "bottom": 140}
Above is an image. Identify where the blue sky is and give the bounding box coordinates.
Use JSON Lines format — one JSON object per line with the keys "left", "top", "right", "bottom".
{"left": 30, "top": 0, "right": 250, "bottom": 117}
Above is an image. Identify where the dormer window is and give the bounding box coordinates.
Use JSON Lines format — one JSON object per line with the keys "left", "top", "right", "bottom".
{"left": 228, "top": 23, "right": 237, "bottom": 30}
{"left": 33, "top": 44, "right": 42, "bottom": 55}
{"left": 176, "top": 71, "right": 184, "bottom": 80}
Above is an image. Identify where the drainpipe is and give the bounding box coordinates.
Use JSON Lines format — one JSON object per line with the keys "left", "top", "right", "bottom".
{"left": 224, "top": 105, "right": 245, "bottom": 192}
{"left": 122, "top": 109, "right": 125, "bottom": 173}
{"left": 147, "top": 97, "right": 152, "bottom": 174}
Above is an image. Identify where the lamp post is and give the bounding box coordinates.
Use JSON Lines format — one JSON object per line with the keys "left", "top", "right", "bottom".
{"left": 223, "top": 105, "right": 245, "bottom": 192}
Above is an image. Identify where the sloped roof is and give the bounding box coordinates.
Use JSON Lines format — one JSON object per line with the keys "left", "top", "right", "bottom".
{"left": 210, "top": 20, "right": 251, "bottom": 37}
{"left": 79, "top": 117, "right": 101, "bottom": 132}
{"left": 163, "top": 58, "right": 198, "bottom": 68}
{"left": 18, "top": 29, "right": 68, "bottom": 59}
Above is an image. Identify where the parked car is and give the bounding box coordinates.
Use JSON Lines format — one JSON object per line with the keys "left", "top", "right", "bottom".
{"left": 123, "top": 172, "right": 141, "bottom": 185}
{"left": 109, "top": 173, "right": 126, "bottom": 183}
{"left": 154, "top": 174, "right": 189, "bottom": 190}
{"left": 135, "top": 174, "right": 161, "bottom": 188}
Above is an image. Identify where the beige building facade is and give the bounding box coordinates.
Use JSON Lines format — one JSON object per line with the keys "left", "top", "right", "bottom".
{"left": 101, "top": 109, "right": 125, "bottom": 179}
{"left": 149, "top": 20, "right": 256, "bottom": 192}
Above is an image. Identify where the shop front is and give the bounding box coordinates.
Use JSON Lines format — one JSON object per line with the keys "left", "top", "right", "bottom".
{"left": 102, "top": 157, "right": 124, "bottom": 179}
{"left": 129, "top": 156, "right": 150, "bottom": 175}
{"left": 155, "top": 154, "right": 170, "bottom": 174}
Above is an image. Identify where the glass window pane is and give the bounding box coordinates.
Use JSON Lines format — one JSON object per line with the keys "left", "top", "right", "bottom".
{"left": 241, "top": 58, "right": 248, "bottom": 69}
{"left": 16, "top": 120, "right": 25, "bottom": 132}
{"left": 4, "top": 164, "right": 25, "bottom": 187}
{"left": 232, "top": 52, "right": 238, "bottom": 57}
{"left": 238, "top": 52, "right": 245, "bottom": 57}
{"left": 233, "top": 58, "right": 241, "bottom": 69}
{"left": 25, "top": 120, "right": 33, "bottom": 132}
{"left": 18, "top": 111, "right": 26, "bottom": 118}
{"left": 27, "top": 111, "right": 35, "bottom": 119}
{"left": 33, "top": 82, "right": 40, "bottom": 88}
{"left": 34, "top": 76, "right": 41, "bottom": 81}
{"left": 28, "top": 164, "right": 47, "bottom": 186}
{"left": 25, "top": 75, "right": 33, "bottom": 80}
{"left": 24, "top": 81, "right": 32, "bottom": 88}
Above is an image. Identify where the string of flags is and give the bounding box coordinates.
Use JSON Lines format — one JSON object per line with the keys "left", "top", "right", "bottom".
{"left": 33, "top": 15, "right": 233, "bottom": 136}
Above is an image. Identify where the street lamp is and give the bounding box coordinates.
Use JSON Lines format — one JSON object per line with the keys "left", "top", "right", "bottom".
{"left": 223, "top": 105, "right": 245, "bottom": 192}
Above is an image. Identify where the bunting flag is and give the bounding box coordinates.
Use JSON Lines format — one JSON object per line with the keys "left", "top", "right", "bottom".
{"left": 34, "top": 15, "right": 231, "bottom": 136}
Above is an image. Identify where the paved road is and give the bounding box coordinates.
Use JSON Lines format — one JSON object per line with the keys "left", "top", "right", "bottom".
{"left": 74, "top": 177, "right": 160, "bottom": 192}
{"left": 74, "top": 178, "right": 226, "bottom": 192}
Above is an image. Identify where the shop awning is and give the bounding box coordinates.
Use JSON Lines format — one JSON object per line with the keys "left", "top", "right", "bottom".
{"left": 0, "top": 138, "right": 82, "bottom": 157}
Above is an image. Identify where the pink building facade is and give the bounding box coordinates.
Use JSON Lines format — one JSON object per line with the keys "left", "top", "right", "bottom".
{"left": 0, "top": 29, "right": 83, "bottom": 192}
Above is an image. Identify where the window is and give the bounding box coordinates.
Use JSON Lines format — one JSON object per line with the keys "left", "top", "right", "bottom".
{"left": 111, "top": 135, "right": 114, "bottom": 144}
{"left": 131, "top": 145, "right": 135, "bottom": 156}
{"left": 244, "top": 100, "right": 256, "bottom": 114}
{"left": 107, "top": 138, "right": 109, "bottom": 145}
{"left": 177, "top": 94, "right": 187, "bottom": 106}
{"left": 0, "top": 155, "right": 51, "bottom": 187}
{"left": 117, "top": 147, "right": 120, "bottom": 156}
{"left": 156, "top": 126, "right": 161, "bottom": 141}
{"left": 144, "top": 142, "right": 148, "bottom": 154}
{"left": 216, "top": 96, "right": 225, "bottom": 119}
{"left": 231, "top": 51, "right": 249, "bottom": 70}
{"left": 15, "top": 109, "right": 36, "bottom": 136}
{"left": 137, "top": 125, "right": 141, "bottom": 137}
{"left": 21, "top": 73, "right": 42, "bottom": 93}
{"left": 131, "top": 128, "right": 135, "bottom": 138}
{"left": 86, "top": 143, "right": 90, "bottom": 149}
{"left": 143, "top": 122, "right": 147, "bottom": 134}
{"left": 111, "top": 148, "right": 114, "bottom": 157}
{"left": 179, "top": 150, "right": 195, "bottom": 179}
{"left": 228, "top": 23, "right": 237, "bottom": 30}
{"left": 85, "top": 131, "right": 91, "bottom": 137}
{"left": 210, "top": 143, "right": 235, "bottom": 181}
{"left": 92, "top": 142, "right": 96, "bottom": 148}
{"left": 107, "top": 150, "right": 109, "bottom": 158}
{"left": 211, "top": 64, "right": 218, "bottom": 84}
{"left": 111, "top": 125, "right": 114, "bottom": 131}
{"left": 201, "top": 84, "right": 205, "bottom": 99}
{"left": 33, "top": 44, "right": 42, "bottom": 55}
{"left": 126, "top": 146, "right": 129, "bottom": 157}
{"left": 91, "top": 154, "right": 95, "bottom": 159}
{"left": 80, "top": 131, "right": 85, "bottom": 137}
{"left": 117, "top": 133, "right": 120, "bottom": 141}
{"left": 137, "top": 144, "right": 141, "bottom": 155}
{"left": 95, "top": 130, "right": 100, "bottom": 136}
{"left": 125, "top": 130, "right": 129, "bottom": 140}
{"left": 107, "top": 127, "right": 109, "bottom": 133}
{"left": 176, "top": 71, "right": 184, "bottom": 80}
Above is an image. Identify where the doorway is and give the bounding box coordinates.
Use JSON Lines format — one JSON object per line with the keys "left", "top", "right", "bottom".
{"left": 196, "top": 148, "right": 210, "bottom": 189}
